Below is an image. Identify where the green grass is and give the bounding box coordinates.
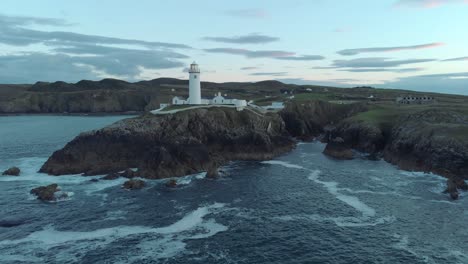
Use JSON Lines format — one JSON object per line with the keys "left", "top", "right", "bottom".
{"left": 293, "top": 93, "right": 333, "bottom": 102}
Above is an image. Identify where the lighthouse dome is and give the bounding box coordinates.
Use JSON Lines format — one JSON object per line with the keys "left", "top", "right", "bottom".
{"left": 189, "top": 62, "right": 200, "bottom": 73}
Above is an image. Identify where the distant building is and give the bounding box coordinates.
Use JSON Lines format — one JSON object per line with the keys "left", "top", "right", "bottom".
{"left": 263, "top": 102, "right": 285, "bottom": 110}
{"left": 396, "top": 95, "right": 436, "bottom": 105}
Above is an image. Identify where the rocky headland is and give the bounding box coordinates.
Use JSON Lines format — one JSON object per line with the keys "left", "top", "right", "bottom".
{"left": 38, "top": 100, "right": 468, "bottom": 199}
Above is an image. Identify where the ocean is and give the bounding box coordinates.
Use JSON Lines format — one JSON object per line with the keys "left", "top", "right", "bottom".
{"left": 0, "top": 115, "right": 467, "bottom": 264}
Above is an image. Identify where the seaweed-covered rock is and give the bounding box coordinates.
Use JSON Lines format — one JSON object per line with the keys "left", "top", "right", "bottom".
{"left": 2, "top": 167, "right": 20, "bottom": 176}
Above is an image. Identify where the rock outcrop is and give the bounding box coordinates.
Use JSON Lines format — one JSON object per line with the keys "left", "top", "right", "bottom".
{"left": 123, "top": 179, "right": 145, "bottom": 190}
{"left": 384, "top": 110, "right": 468, "bottom": 181}
{"left": 30, "top": 184, "right": 67, "bottom": 201}
{"left": 2, "top": 167, "right": 20, "bottom": 176}
{"left": 280, "top": 101, "right": 367, "bottom": 140}
{"left": 323, "top": 137, "right": 354, "bottom": 160}
{"left": 40, "top": 107, "right": 295, "bottom": 179}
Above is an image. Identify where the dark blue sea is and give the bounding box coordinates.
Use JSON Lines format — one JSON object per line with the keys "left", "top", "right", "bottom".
{"left": 0, "top": 115, "right": 467, "bottom": 264}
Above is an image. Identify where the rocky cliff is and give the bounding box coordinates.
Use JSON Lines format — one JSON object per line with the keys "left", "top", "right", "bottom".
{"left": 40, "top": 107, "right": 295, "bottom": 178}
{"left": 324, "top": 109, "right": 468, "bottom": 190}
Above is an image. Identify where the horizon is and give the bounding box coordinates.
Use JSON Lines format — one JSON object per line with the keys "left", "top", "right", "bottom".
{"left": 1, "top": 0, "right": 468, "bottom": 95}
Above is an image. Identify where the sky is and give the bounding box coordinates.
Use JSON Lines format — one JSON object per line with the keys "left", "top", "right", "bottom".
{"left": 1, "top": 0, "right": 468, "bottom": 95}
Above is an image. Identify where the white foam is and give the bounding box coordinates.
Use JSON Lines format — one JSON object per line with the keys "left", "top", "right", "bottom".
{"left": 307, "top": 170, "right": 376, "bottom": 218}
{"left": 176, "top": 172, "right": 206, "bottom": 186}
{"left": 274, "top": 213, "right": 395, "bottom": 227}
{"left": 0, "top": 203, "right": 227, "bottom": 246}
{"left": 261, "top": 160, "right": 304, "bottom": 169}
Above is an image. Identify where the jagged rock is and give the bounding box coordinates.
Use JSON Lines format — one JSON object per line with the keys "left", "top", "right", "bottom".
{"left": 30, "top": 184, "right": 64, "bottom": 201}
{"left": 89, "top": 178, "right": 99, "bottom": 182}
{"left": 206, "top": 164, "right": 220, "bottom": 179}
{"left": 323, "top": 137, "right": 354, "bottom": 160}
{"left": 120, "top": 169, "right": 137, "bottom": 178}
{"left": 444, "top": 179, "right": 460, "bottom": 200}
{"left": 102, "top": 173, "right": 120, "bottom": 180}
{"left": 165, "top": 179, "right": 178, "bottom": 188}
{"left": 2, "top": 167, "right": 20, "bottom": 176}
{"left": 123, "top": 179, "right": 145, "bottom": 190}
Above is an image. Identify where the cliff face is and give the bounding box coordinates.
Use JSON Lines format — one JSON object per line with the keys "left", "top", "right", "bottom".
{"left": 280, "top": 101, "right": 367, "bottom": 140}
{"left": 384, "top": 110, "right": 468, "bottom": 180}
{"left": 39, "top": 107, "right": 294, "bottom": 178}
{"left": 324, "top": 109, "right": 468, "bottom": 181}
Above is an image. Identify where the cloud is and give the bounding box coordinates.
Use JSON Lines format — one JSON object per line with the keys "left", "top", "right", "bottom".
{"left": 0, "top": 13, "right": 190, "bottom": 83}
{"left": 203, "top": 33, "right": 279, "bottom": 44}
{"left": 225, "top": 8, "right": 268, "bottom": 18}
{"left": 240, "top": 67, "right": 259, "bottom": 70}
{"left": 337, "top": 43, "right": 444, "bottom": 56}
{"left": 275, "top": 55, "right": 325, "bottom": 61}
{"left": 204, "top": 48, "right": 324, "bottom": 61}
{"left": 394, "top": 0, "right": 468, "bottom": 8}
{"left": 0, "top": 14, "right": 190, "bottom": 49}
{"left": 442, "top": 56, "right": 468, "bottom": 61}
{"left": 250, "top": 72, "right": 288, "bottom": 76}
{"left": 338, "top": 67, "right": 425, "bottom": 73}
{"left": 380, "top": 72, "right": 468, "bottom": 95}
{"left": 332, "top": 57, "right": 435, "bottom": 68}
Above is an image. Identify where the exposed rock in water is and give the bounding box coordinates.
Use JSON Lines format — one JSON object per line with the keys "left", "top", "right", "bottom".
{"left": 120, "top": 168, "right": 137, "bottom": 178}
{"left": 2, "top": 167, "right": 20, "bottom": 176}
{"left": 206, "top": 164, "right": 220, "bottom": 179}
{"left": 444, "top": 179, "right": 460, "bottom": 200}
{"left": 123, "top": 179, "right": 145, "bottom": 190}
{"left": 30, "top": 184, "right": 67, "bottom": 201}
{"left": 101, "top": 173, "right": 120, "bottom": 180}
{"left": 323, "top": 137, "right": 354, "bottom": 160}
{"left": 40, "top": 107, "right": 295, "bottom": 179}
{"left": 165, "top": 179, "right": 178, "bottom": 188}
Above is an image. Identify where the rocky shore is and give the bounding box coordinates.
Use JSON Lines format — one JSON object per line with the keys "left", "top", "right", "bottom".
{"left": 39, "top": 101, "right": 468, "bottom": 199}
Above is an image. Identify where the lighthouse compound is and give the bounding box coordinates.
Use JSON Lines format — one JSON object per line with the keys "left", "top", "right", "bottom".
{"left": 170, "top": 62, "right": 247, "bottom": 108}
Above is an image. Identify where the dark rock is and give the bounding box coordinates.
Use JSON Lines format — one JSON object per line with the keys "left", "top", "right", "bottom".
{"left": 206, "top": 164, "right": 220, "bottom": 179}
{"left": 40, "top": 107, "right": 295, "bottom": 179}
{"left": 2, "top": 167, "right": 20, "bottom": 176}
{"left": 30, "top": 184, "right": 61, "bottom": 201}
{"left": 123, "top": 179, "right": 145, "bottom": 190}
{"left": 120, "top": 169, "right": 137, "bottom": 178}
{"left": 89, "top": 178, "right": 99, "bottom": 182}
{"left": 323, "top": 137, "right": 354, "bottom": 160}
{"left": 165, "top": 179, "right": 178, "bottom": 188}
{"left": 444, "top": 178, "right": 460, "bottom": 200}
{"left": 102, "top": 173, "right": 120, "bottom": 180}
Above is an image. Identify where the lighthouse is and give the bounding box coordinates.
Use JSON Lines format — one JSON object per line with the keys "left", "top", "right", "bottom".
{"left": 188, "top": 61, "right": 201, "bottom": 104}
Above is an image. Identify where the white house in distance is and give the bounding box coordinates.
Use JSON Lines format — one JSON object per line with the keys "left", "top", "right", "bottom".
{"left": 169, "top": 62, "right": 247, "bottom": 108}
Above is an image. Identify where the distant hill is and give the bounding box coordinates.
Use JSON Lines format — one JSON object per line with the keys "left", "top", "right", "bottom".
{"left": 0, "top": 77, "right": 467, "bottom": 114}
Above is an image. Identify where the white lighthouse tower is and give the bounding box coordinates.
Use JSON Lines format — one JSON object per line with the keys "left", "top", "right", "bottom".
{"left": 188, "top": 61, "right": 201, "bottom": 104}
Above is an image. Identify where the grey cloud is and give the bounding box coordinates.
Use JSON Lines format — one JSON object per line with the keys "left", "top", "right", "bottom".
{"left": 337, "top": 43, "right": 443, "bottom": 56}
{"left": 250, "top": 72, "right": 288, "bottom": 76}
{"left": 225, "top": 9, "right": 267, "bottom": 18}
{"left": 204, "top": 48, "right": 324, "bottom": 60}
{"left": 332, "top": 57, "right": 435, "bottom": 68}
{"left": 0, "top": 13, "right": 70, "bottom": 27}
{"left": 275, "top": 55, "right": 325, "bottom": 61}
{"left": 0, "top": 53, "right": 97, "bottom": 83}
{"left": 203, "top": 33, "right": 279, "bottom": 44}
{"left": 379, "top": 72, "right": 468, "bottom": 95}
{"left": 442, "top": 56, "right": 468, "bottom": 62}
{"left": 338, "top": 67, "right": 424, "bottom": 73}
{"left": 0, "top": 14, "right": 190, "bottom": 82}
{"left": 241, "top": 67, "right": 259, "bottom": 70}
